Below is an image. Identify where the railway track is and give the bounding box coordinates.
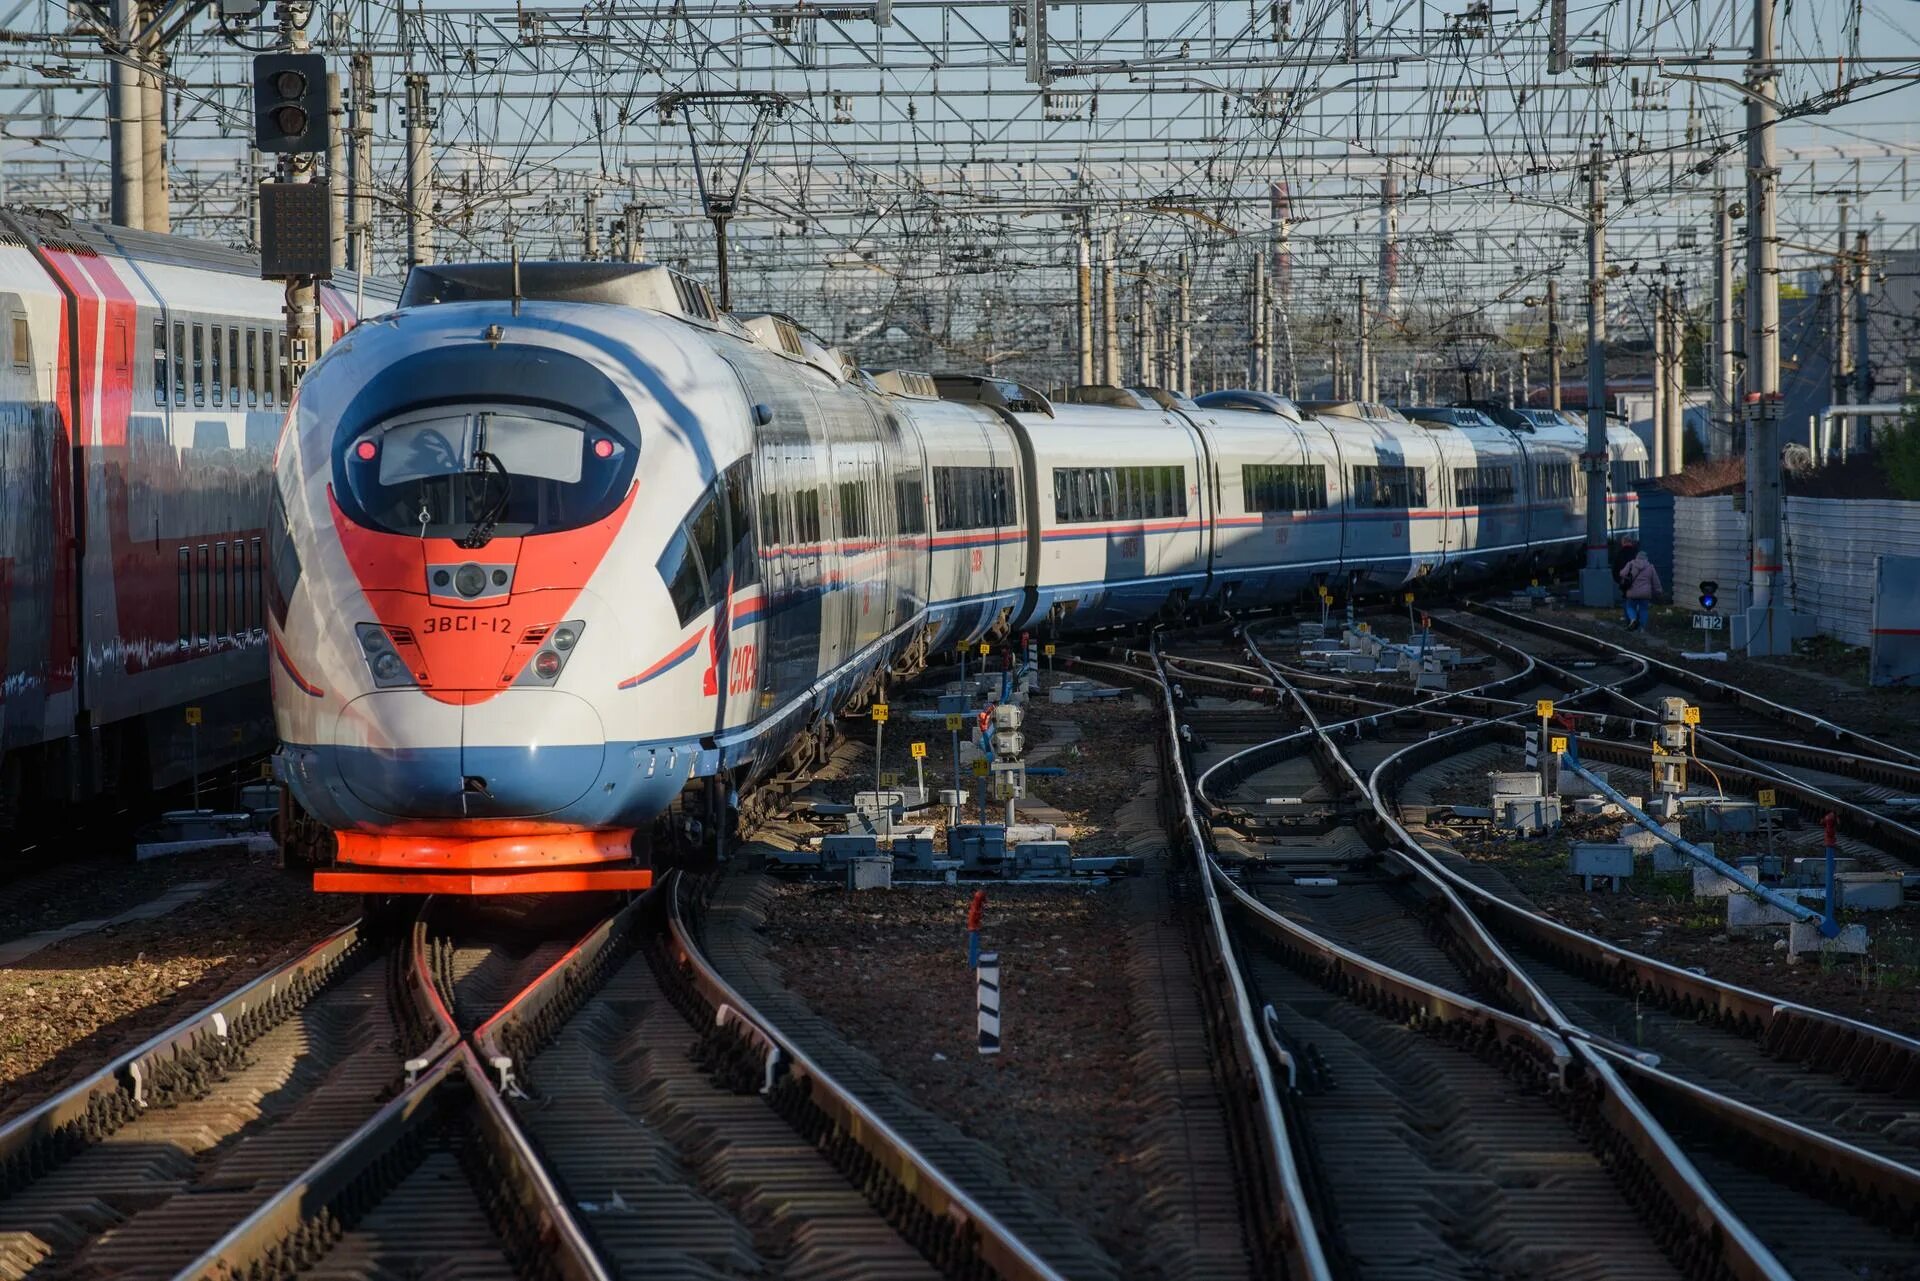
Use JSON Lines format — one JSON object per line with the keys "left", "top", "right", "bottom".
{"left": 2, "top": 877, "right": 1073, "bottom": 1280}
{"left": 1131, "top": 622, "right": 1920, "bottom": 1279}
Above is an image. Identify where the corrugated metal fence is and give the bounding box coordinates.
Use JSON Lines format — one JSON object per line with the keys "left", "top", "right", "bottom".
{"left": 1669, "top": 495, "right": 1920, "bottom": 647}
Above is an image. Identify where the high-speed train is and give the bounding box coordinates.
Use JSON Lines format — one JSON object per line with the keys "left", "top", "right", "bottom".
{"left": 271, "top": 260, "right": 1645, "bottom": 895}
{"left": 0, "top": 208, "right": 388, "bottom": 851}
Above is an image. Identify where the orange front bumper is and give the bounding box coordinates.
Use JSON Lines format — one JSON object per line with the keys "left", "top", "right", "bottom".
{"left": 314, "top": 828, "right": 649, "bottom": 895}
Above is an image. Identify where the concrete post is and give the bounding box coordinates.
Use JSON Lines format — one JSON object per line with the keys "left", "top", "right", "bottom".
{"left": 1666, "top": 289, "right": 1685, "bottom": 474}
{"left": 1854, "top": 229, "right": 1872, "bottom": 441}
{"left": 405, "top": 72, "right": 434, "bottom": 267}
{"left": 1248, "top": 255, "right": 1265, "bottom": 390}
{"left": 348, "top": 53, "right": 372, "bottom": 274}
{"left": 1076, "top": 232, "right": 1094, "bottom": 385}
{"left": 326, "top": 72, "right": 347, "bottom": 273}
{"left": 1547, "top": 277, "right": 1561, "bottom": 410}
{"left": 1738, "top": 0, "right": 1806, "bottom": 654}
{"left": 108, "top": 0, "right": 144, "bottom": 230}
{"left": 1356, "top": 276, "right": 1371, "bottom": 402}
{"left": 138, "top": 14, "right": 167, "bottom": 233}
{"left": 1578, "top": 142, "right": 1614, "bottom": 607}
{"left": 1177, "top": 254, "right": 1192, "bottom": 395}
{"left": 1101, "top": 230, "right": 1119, "bottom": 385}
{"left": 1651, "top": 282, "right": 1668, "bottom": 476}
{"left": 1713, "top": 188, "right": 1735, "bottom": 458}
{"left": 1831, "top": 200, "right": 1851, "bottom": 455}
{"left": 583, "top": 189, "right": 598, "bottom": 259}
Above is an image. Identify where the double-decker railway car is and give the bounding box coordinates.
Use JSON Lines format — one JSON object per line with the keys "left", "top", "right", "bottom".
{"left": 0, "top": 209, "right": 389, "bottom": 848}
{"left": 269, "top": 259, "right": 1645, "bottom": 894}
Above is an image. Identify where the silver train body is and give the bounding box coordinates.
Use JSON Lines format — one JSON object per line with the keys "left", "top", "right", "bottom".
{"left": 269, "top": 263, "right": 1644, "bottom": 892}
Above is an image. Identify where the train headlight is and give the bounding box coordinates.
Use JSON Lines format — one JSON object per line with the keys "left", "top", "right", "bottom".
{"left": 354, "top": 623, "right": 420, "bottom": 689}
{"left": 455, "top": 563, "right": 488, "bottom": 599}
{"left": 533, "top": 650, "right": 562, "bottom": 680}
{"left": 552, "top": 625, "right": 578, "bottom": 652}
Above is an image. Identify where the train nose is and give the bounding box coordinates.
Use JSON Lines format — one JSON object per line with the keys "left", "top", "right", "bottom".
{"left": 334, "top": 690, "right": 607, "bottom": 818}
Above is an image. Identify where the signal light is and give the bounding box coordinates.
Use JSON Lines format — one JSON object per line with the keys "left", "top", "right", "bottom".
{"left": 1699, "top": 580, "right": 1718, "bottom": 611}
{"left": 593, "top": 437, "right": 615, "bottom": 459}
{"left": 253, "top": 53, "right": 329, "bottom": 154}
{"left": 355, "top": 440, "right": 377, "bottom": 461}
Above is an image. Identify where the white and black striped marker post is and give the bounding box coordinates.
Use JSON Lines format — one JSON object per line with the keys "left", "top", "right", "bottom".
{"left": 977, "top": 952, "right": 1001, "bottom": 1055}
{"left": 1524, "top": 729, "right": 1540, "bottom": 770}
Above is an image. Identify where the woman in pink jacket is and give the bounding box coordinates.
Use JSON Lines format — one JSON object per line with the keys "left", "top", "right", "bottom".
{"left": 1618, "top": 549, "right": 1662, "bottom": 631}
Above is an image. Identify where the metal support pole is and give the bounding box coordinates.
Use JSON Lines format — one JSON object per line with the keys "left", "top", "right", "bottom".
{"left": 1132, "top": 271, "right": 1147, "bottom": 385}
{"left": 1138, "top": 273, "right": 1157, "bottom": 386}
{"left": 1578, "top": 142, "right": 1614, "bottom": 607}
{"left": 583, "top": 190, "right": 599, "bottom": 259}
{"left": 1547, "top": 277, "right": 1561, "bottom": 411}
{"left": 138, "top": 11, "right": 167, "bottom": 233}
{"left": 405, "top": 72, "right": 434, "bottom": 267}
{"left": 348, "top": 53, "right": 372, "bottom": 274}
{"left": 108, "top": 0, "right": 144, "bottom": 230}
{"left": 1740, "top": 0, "right": 1803, "bottom": 654}
{"left": 625, "top": 203, "right": 645, "bottom": 262}
{"left": 1713, "top": 188, "right": 1735, "bottom": 459}
{"left": 1101, "top": 230, "right": 1119, "bottom": 385}
{"left": 326, "top": 72, "right": 347, "bottom": 274}
{"left": 1177, "top": 255, "right": 1192, "bottom": 395}
{"left": 1259, "top": 261, "right": 1274, "bottom": 392}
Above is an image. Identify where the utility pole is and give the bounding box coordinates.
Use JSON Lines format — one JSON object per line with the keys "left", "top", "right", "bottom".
{"left": 583, "top": 190, "right": 599, "bottom": 259}
{"left": 1546, "top": 277, "right": 1562, "bottom": 410}
{"left": 1075, "top": 231, "right": 1094, "bottom": 385}
{"left": 405, "top": 72, "right": 434, "bottom": 267}
{"left": 1831, "top": 199, "right": 1851, "bottom": 453}
{"left": 1260, "top": 258, "right": 1274, "bottom": 391}
{"left": 326, "top": 71, "right": 347, "bottom": 273}
{"left": 347, "top": 53, "right": 372, "bottom": 275}
{"left": 1177, "top": 253, "right": 1192, "bottom": 395}
{"left": 1739, "top": 0, "right": 1804, "bottom": 654}
{"left": 625, "top": 204, "right": 645, "bottom": 261}
{"left": 1356, "top": 276, "right": 1371, "bottom": 402}
{"left": 1854, "top": 228, "right": 1872, "bottom": 433}
{"left": 1578, "top": 141, "right": 1614, "bottom": 607}
{"left": 1137, "top": 272, "right": 1156, "bottom": 386}
{"left": 1101, "top": 230, "right": 1120, "bottom": 385}
{"left": 1651, "top": 279, "right": 1668, "bottom": 477}
{"left": 1249, "top": 254, "right": 1266, "bottom": 389}
{"left": 1665, "top": 286, "right": 1685, "bottom": 474}
{"left": 1712, "top": 188, "right": 1735, "bottom": 459}
{"left": 108, "top": 0, "right": 143, "bottom": 229}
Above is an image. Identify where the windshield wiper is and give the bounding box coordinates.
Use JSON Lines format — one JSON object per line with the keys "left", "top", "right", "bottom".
{"left": 458, "top": 450, "right": 511, "bottom": 548}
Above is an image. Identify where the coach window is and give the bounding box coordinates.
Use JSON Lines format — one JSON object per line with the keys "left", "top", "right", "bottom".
{"left": 228, "top": 329, "right": 242, "bottom": 404}
{"left": 246, "top": 330, "right": 260, "bottom": 406}
{"left": 197, "top": 544, "right": 211, "bottom": 648}
{"left": 173, "top": 321, "right": 187, "bottom": 404}
{"left": 724, "top": 460, "right": 759, "bottom": 588}
{"left": 153, "top": 319, "right": 167, "bottom": 404}
{"left": 895, "top": 472, "right": 925, "bottom": 536}
{"left": 192, "top": 325, "right": 205, "bottom": 407}
{"left": 7, "top": 315, "right": 24, "bottom": 370}
{"left": 277, "top": 331, "right": 289, "bottom": 403}
{"left": 177, "top": 547, "right": 190, "bottom": 649}
{"left": 214, "top": 542, "right": 228, "bottom": 639}
{"left": 210, "top": 328, "right": 223, "bottom": 406}
{"left": 794, "top": 486, "right": 822, "bottom": 544}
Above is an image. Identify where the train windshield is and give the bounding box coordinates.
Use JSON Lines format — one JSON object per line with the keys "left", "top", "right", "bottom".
{"left": 341, "top": 404, "right": 633, "bottom": 541}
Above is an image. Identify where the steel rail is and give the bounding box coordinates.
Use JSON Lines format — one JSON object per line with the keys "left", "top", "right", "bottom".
{"left": 0, "top": 918, "right": 367, "bottom": 1190}
{"left": 1468, "top": 602, "right": 1920, "bottom": 769}
{"left": 1143, "top": 638, "right": 1335, "bottom": 1281}
{"left": 1367, "top": 717, "right": 1920, "bottom": 1095}
{"left": 175, "top": 1043, "right": 610, "bottom": 1281}
{"left": 1222, "top": 625, "right": 1799, "bottom": 1281}
{"left": 661, "top": 873, "right": 1077, "bottom": 1281}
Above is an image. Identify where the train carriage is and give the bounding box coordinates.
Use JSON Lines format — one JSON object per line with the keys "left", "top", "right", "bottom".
{"left": 1026, "top": 388, "right": 1210, "bottom": 628}
{"left": 0, "top": 209, "right": 388, "bottom": 846}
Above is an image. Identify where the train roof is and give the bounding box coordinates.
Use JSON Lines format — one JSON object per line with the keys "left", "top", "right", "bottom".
{"left": 1191, "top": 388, "right": 1305, "bottom": 421}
